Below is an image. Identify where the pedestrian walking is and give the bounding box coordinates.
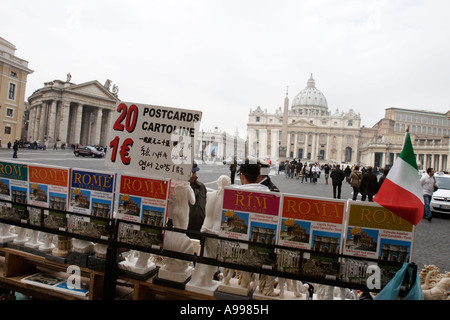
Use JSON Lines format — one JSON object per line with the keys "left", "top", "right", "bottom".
{"left": 330, "top": 164, "right": 345, "bottom": 199}
{"left": 229, "top": 157, "right": 238, "bottom": 184}
{"left": 301, "top": 163, "right": 309, "bottom": 182}
{"left": 311, "top": 163, "right": 319, "bottom": 183}
{"left": 295, "top": 162, "right": 302, "bottom": 179}
{"left": 290, "top": 160, "right": 296, "bottom": 178}
{"left": 12, "top": 140, "right": 19, "bottom": 158}
{"left": 324, "top": 164, "right": 330, "bottom": 184}
{"left": 359, "top": 166, "right": 378, "bottom": 201}
{"left": 420, "top": 167, "right": 437, "bottom": 222}
{"left": 378, "top": 167, "right": 389, "bottom": 189}
{"left": 344, "top": 165, "right": 351, "bottom": 182}
{"left": 349, "top": 165, "right": 362, "bottom": 200}
{"left": 285, "top": 161, "right": 291, "bottom": 179}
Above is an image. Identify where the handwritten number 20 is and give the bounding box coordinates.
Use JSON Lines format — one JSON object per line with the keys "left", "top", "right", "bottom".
{"left": 113, "top": 103, "right": 138, "bottom": 132}
{"left": 110, "top": 103, "right": 138, "bottom": 164}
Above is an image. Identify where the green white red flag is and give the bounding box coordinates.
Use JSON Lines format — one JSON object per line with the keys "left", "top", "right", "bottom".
{"left": 373, "top": 131, "right": 424, "bottom": 225}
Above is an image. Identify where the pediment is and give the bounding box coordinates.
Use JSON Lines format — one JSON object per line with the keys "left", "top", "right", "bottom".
{"left": 290, "top": 119, "right": 316, "bottom": 127}
{"left": 66, "top": 80, "right": 118, "bottom": 101}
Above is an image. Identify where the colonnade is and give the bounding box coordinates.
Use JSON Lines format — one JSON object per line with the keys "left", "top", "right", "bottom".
{"left": 27, "top": 99, "right": 113, "bottom": 148}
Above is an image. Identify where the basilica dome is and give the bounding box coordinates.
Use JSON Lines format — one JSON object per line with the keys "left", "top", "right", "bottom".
{"left": 291, "top": 74, "right": 328, "bottom": 110}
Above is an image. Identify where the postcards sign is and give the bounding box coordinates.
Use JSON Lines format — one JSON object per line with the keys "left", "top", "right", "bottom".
{"left": 105, "top": 102, "right": 202, "bottom": 180}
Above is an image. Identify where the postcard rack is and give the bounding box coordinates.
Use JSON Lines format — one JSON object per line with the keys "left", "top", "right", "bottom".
{"left": 0, "top": 200, "right": 417, "bottom": 300}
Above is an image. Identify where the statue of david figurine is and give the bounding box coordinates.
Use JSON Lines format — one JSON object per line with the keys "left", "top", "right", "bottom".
{"left": 157, "top": 179, "right": 196, "bottom": 283}
{"left": 187, "top": 175, "right": 231, "bottom": 295}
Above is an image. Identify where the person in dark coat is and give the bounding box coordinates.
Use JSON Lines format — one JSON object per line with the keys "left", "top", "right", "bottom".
{"left": 330, "top": 164, "right": 345, "bottom": 199}
{"left": 229, "top": 158, "right": 238, "bottom": 184}
{"left": 359, "top": 166, "right": 378, "bottom": 202}
{"left": 187, "top": 162, "right": 207, "bottom": 239}
{"left": 12, "top": 140, "right": 19, "bottom": 158}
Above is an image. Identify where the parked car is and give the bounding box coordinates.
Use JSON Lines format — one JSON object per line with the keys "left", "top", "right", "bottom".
{"left": 222, "top": 157, "right": 243, "bottom": 165}
{"left": 74, "top": 146, "right": 105, "bottom": 158}
{"left": 430, "top": 174, "right": 450, "bottom": 218}
{"left": 27, "top": 142, "right": 43, "bottom": 149}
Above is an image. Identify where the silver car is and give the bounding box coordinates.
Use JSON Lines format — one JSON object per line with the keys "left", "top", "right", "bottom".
{"left": 430, "top": 175, "right": 450, "bottom": 217}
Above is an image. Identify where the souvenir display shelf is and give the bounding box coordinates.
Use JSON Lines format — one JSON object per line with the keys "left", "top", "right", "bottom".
{"left": 0, "top": 200, "right": 417, "bottom": 300}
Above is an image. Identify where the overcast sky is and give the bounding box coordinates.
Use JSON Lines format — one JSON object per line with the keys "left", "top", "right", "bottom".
{"left": 2, "top": 0, "right": 450, "bottom": 138}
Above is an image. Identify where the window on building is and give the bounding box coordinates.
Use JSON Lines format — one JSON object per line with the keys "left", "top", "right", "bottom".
{"left": 255, "top": 116, "right": 260, "bottom": 122}
{"left": 348, "top": 120, "right": 353, "bottom": 126}
{"left": 6, "top": 108, "right": 13, "bottom": 117}
{"left": 4, "top": 127, "right": 11, "bottom": 134}
{"left": 10, "top": 71, "right": 17, "bottom": 77}
{"left": 8, "top": 83, "right": 16, "bottom": 100}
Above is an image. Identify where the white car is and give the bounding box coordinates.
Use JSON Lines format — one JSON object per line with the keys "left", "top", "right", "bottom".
{"left": 430, "top": 174, "right": 450, "bottom": 217}
{"left": 222, "top": 157, "right": 243, "bottom": 165}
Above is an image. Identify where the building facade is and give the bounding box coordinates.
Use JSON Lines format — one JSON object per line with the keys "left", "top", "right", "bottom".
{"left": 247, "top": 75, "right": 361, "bottom": 164}
{"left": 247, "top": 75, "right": 449, "bottom": 171}
{"left": 359, "top": 108, "right": 450, "bottom": 171}
{"left": 0, "top": 37, "right": 33, "bottom": 146}
{"left": 27, "top": 77, "right": 119, "bottom": 148}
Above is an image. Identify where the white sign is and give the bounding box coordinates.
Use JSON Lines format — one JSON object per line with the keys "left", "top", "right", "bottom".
{"left": 105, "top": 102, "right": 202, "bottom": 180}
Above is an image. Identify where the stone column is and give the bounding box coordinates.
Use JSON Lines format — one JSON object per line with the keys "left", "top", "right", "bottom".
{"left": 48, "top": 100, "right": 57, "bottom": 144}
{"left": 59, "top": 101, "right": 70, "bottom": 145}
{"left": 74, "top": 103, "right": 83, "bottom": 145}
{"left": 311, "top": 133, "right": 317, "bottom": 161}
{"left": 36, "top": 103, "right": 46, "bottom": 142}
{"left": 28, "top": 107, "right": 36, "bottom": 141}
{"left": 94, "top": 107, "right": 103, "bottom": 145}
{"left": 102, "top": 109, "right": 113, "bottom": 146}
{"left": 304, "top": 134, "right": 308, "bottom": 160}
{"left": 294, "top": 132, "right": 298, "bottom": 159}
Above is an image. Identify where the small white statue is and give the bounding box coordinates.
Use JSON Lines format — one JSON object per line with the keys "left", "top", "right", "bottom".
{"left": 420, "top": 265, "right": 450, "bottom": 300}
{"left": 93, "top": 243, "right": 108, "bottom": 259}
{"left": 72, "top": 239, "right": 95, "bottom": 253}
{"left": 188, "top": 175, "right": 231, "bottom": 292}
{"left": 314, "top": 284, "right": 358, "bottom": 300}
{"left": 158, "top": 180, "right": 195, "bottom": 283}
{"left": 119, "top": 250, "right": 156, "bottom": 275}
{"left": 24, "top": 230, "right": 42, "bottom": 248}
{"left": 219, "top": 268, "right": 257, "bottom": 296}
{"left": 0, "top": 223, "right": 17, "bottom": 243}
{"left": 258, "top": 274, "right": 279, "bottom": 297}
{"left": 279, "top": 278, "right": 310, "bottom": 299}
{"left": 39, "top": 233, "right": 55, "bottom": 252}
{"left": 166, "top": 180, "right": 195, "bottom": 229}
{"left": 13, "top": 227, "right": 28, "bottom": 245}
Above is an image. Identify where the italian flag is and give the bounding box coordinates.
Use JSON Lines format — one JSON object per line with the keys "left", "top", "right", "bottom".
{"left": 373, "top": 132, "right": 424, "bottom": 225}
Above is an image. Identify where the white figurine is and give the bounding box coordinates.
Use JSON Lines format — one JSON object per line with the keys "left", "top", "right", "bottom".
{"left": 0, "top": 223, "right": 17, "bottom": 243}
{"left": 39, "top": 233, "right": 55, "bottom": 252}
{"left": 219, "top": 268, "right": 257, "bottom": 296}
{"left": 24, "top": 230, "right": 43, "bottom": 249}
{"left": 420, "top": 265, "right": 450, "bottom": 300}
{"left": 119, "top": 250, "right": 156, "bottom": 275}
{"left": 187, "top": 175, "right": 231, "bottom": 294}
{"left": 158, "top": 180, "right": 196, "bottom": 283}
{"left": 13, "top": 227, "right": 28, "bottom": 245}
{"left": 72, "top": 239, "right": 95, "bottom": 253}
